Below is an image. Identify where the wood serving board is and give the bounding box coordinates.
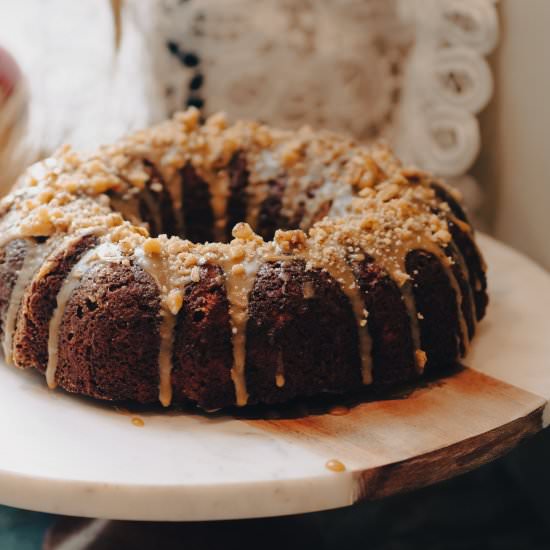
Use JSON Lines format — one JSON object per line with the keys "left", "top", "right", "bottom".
{"left": 252, "top": 367, "right": 544, "bottom": 501}
{"left": 0, "top": 234, "right": 549, "bottom": 521}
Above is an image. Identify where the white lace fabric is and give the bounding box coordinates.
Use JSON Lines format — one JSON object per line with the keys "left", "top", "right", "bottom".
{"left": 152, "top": 0, "right": 497, "bottom": 174}
{"left": 0, "top": 0, "right": 498, "bottom": 217}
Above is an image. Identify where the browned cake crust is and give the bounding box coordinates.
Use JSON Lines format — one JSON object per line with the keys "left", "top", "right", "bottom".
{"left": 0, "top": 109, "right": 489, "bottom": 410}
{"left": 13, "top": 233, "right": 98, "bottom": 372}
{"left": 406, "top": 250, "right": 462, "bottom": 370}
{"left": 353, "top": 255, "right": 417, "bottom": 385}
{"left": 245, "top": 260, "right": 363, "bottom": 405}
{"left": 0, "top": 239, "right": 28, "bottom": 334}
{"left": 171, "top": 263, "right": 235, "bottom": 409}
{"left": 55, "top": 262, "right": 161, "bottom": 403}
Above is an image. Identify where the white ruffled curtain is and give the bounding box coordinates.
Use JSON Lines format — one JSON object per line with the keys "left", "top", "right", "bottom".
{"left": 0, "top": 0, "right": 498, "bottom": 224}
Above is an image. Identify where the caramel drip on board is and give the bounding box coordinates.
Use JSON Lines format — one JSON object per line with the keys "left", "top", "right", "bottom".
{"left": 326, "top": 459, "right": 346, "bottom": 472}
{"left": 2, "top": 239, "right": 51, "bottom": 364}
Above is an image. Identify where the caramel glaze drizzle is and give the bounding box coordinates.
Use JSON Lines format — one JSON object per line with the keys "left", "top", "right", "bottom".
{"left": 215, "top": 231, "right": 264, "bottom": 407}
{"left": 46, "top": 239, "right": 122, "bottom": 389}
{"left": 6, "top": 231, "right": 473, "bottom": 407}
{"left": 300, "top": 246, "right": 373, "bottom": 385}
{"left": 2, "top": 239, "right": 53, "bottom": 364}
{"left": 0, "top": 112, "right": 480, "bottom": 409}
{"left": 133, "top": 245, "right": 177, "bottom": 407}
{"left": 1, "top": 206, "right": 474, "bottom": 410}
{"left": 137, "top": 217, "right": 475, "bottom": 406}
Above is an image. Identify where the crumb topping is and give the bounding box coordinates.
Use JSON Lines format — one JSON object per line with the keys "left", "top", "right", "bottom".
{"left": 0, "top": 107, "right": 463, "bottom": 312}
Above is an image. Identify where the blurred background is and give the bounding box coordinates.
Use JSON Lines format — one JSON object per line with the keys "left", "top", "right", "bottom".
{"left": 1, "top": 0, "right": 549, "bottom": 269}
{"left": 0, "top": 0, "right": 549, "bottom": 548}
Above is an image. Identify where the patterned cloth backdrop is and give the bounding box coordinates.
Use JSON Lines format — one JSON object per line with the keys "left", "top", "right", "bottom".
{"left": 0, "top": 0, "right": 498, "bottom": 222}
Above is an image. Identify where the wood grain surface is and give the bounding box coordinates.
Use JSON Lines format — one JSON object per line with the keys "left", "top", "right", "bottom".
{"left": 249, "top": 367, "right": 545, "bottom": 501}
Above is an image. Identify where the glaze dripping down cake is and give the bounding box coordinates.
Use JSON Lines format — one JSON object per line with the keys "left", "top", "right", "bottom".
{"left": 0, "top": 108, "right": 488, "bottom": 410}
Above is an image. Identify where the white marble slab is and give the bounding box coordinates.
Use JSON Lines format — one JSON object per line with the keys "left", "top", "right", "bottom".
{"left": 469, "top": 234, "right": 550, "bottom": 425}
{"left": 0, "top": 234, "right": 547, "bottom": 521}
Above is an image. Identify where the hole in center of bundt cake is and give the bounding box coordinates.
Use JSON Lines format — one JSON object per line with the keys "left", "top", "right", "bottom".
{"left": 112, "top": 156, "right": 308, "bottom": 244}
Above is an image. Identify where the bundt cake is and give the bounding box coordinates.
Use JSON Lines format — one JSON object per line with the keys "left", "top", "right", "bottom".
{"left": 0, "top": 108, "right": 488, "bottom": 410}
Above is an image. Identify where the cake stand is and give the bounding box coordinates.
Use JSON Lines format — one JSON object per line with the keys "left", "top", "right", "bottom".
{"left": 0, "top": 234, "right": 548, "bottom": 522}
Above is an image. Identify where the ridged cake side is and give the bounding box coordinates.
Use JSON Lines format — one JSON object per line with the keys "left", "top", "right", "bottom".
{"left": 0, "top": 109, "right": 488, "bottom": 409}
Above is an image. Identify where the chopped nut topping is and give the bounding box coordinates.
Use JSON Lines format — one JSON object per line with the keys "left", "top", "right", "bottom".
{"left": 231, "top": 264, "right": 246, "bottom": 277}
{"left": 434, "top": 229, "right": 452, "bottom": 244}
{"left": 175, "top": 107, "right": 200, "bottom": 131}
{"left": 206, "top": 111, "right": 228, "bottom": 131}
{"left": 190, "top": 266, "right": 201, "bottom": 283}
{"left": 232, "top": 222, "right": 254, "bottom": 241}
{"left": 165, "top": 289, "right": 184, "bottom": 315}
{"left": 230, "top": 245, "right": 246, "bottom": 261}
{"left": 274, "top": 229, "right": 307, "bottom": 252}
{"left": 143, "top": 238, "right": 162, "bottom": 256}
